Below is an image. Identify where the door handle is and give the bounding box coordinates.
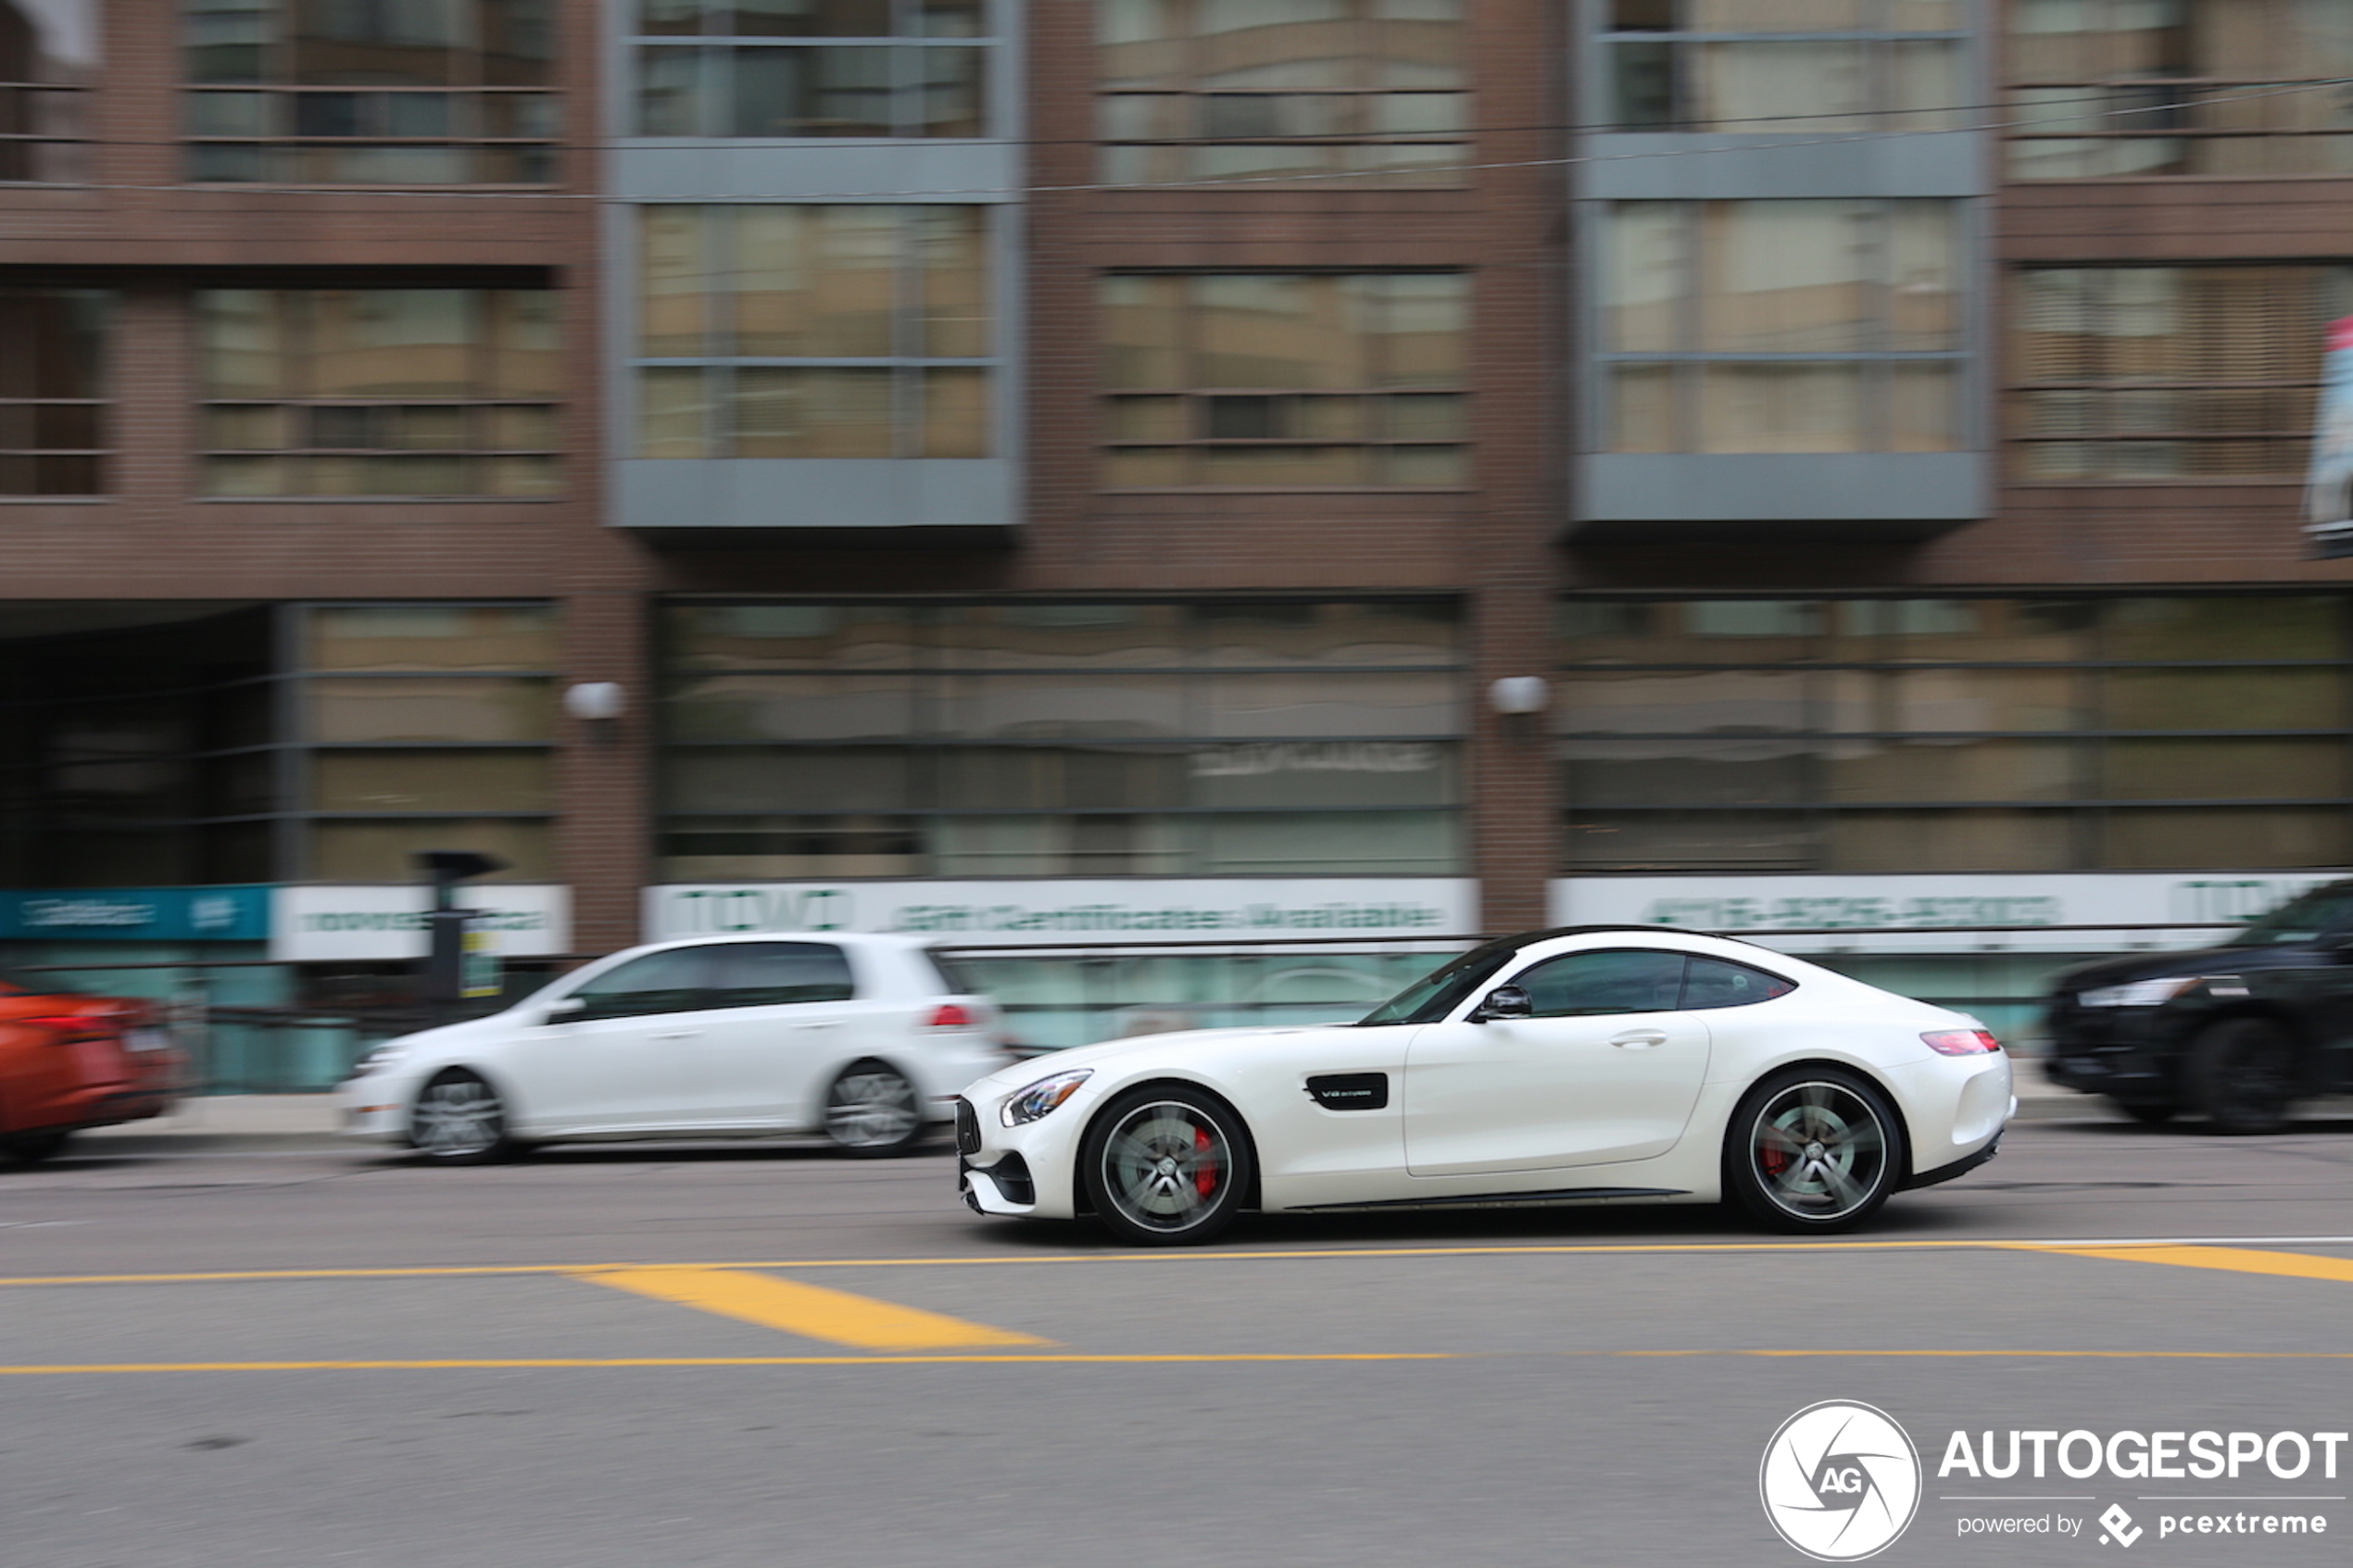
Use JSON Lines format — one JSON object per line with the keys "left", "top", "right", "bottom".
{"left": 1610, "top": 1031, "right": 1667, "bottom": 1049}
{"left": 794, "top": 1021, "right": 842, "bottom": 1031}
{"left": 652, "top": 1030, "right": 702, "bottom": 1040}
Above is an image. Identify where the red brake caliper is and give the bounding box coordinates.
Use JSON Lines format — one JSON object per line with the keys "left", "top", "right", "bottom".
{"left": 1194, "top": 1124, "right": 1219, "bottom": 1198}
{"left": 1760, "top": 1121, "right": 1791, "bottom": 1178}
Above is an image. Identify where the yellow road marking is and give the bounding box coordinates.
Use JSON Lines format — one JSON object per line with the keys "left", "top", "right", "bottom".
{"left": 0, "top": 1352, "right": 1454, "bottom": 1374}
{"left": 2031, "top": 1244, "right": 2353, "bottom": 1286}
{"left": 4, "top": 1348, "right": 2352, "bottom": 1376}
{"left": 581, "top": 1266, "right": 1050, "bottom": 1350}
{"left": 8, "top": 1236, "right": 2353, "bottom": 1288}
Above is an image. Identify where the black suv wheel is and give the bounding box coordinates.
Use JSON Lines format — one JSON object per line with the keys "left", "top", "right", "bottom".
{"left": 2185, "top": 1018, "right": 2298, "bottom": 1135}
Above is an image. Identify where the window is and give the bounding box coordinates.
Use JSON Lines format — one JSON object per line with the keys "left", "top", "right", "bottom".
{"left": 1603, "top": 0, "right": 1966, "bottom": 134}
{"left": 2008, "top": 0, "right": 2353, "bottom": 178}
{"left": 1099, "top": 0, "right": 1466, "bottom": 185}
{"left": 0, "top": 289, "right": 107, "bottom": 496}
{"left": 1559, "top": 596, "right": 2353, "bottom": 873}
{"left": 1512, "top": 948, "right": 1686, "bottom": 1016}
{"left": 636, "top": 205, "right": 992, "bottom": 460}
{"left": 658, "top": 599, "right": 1466, "bottom": 878}
{"left": 1600, "top": 200, "right": 1963, "bottom": 455}
{"left": 635, "top": 0, "right": 989, "bottom": 138}
{"left": 298, "top": 604, "right": 559, "bottom": 880}
{"left": 1, "top": 0, "right": 95, "bottom": 182}
{"left": 571, "top": 947, "right": 711, "bottom": 1019}
{"left": 704, "top": 942, "right": 856, "bottom": 1006}
{"left": 1681, "top": 956, "right": 1797, "bottom": 1009}
{"left": 196, "top": 289, "right": 561, "bottom": 498}
{"left": 2012, "top": 267, "right": 2353, "bottom": 480}
{"left": 183, "top": 0, "right": 559, "bottom": 184}
{"left": 1101, "top": 273, "right": 1468, "bottom": 486}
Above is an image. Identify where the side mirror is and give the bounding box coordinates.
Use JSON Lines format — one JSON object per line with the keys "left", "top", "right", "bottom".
{"left": 1471, "top": 985, "right": 1532, "bottom": 1023}
{"left": 542, "top": 996, "right": 587, "bottom": 1023}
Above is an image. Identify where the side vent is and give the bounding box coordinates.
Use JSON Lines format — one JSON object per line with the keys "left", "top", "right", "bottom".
{"left": 1304, "top": 1073, "right": 1389, "bottom": 1111}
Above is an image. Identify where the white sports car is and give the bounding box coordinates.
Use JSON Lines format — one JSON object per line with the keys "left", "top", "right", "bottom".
{"left": 954, "top": 926, "right": 2014, "bottom": 1244}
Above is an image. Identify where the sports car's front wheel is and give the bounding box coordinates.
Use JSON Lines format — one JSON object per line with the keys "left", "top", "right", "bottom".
{"left": 1724, "top": 1069, "right": 1903, "bottom": 1234}
{"left": 1080, "top": 1086, "right": 1254, "bottom": 1246}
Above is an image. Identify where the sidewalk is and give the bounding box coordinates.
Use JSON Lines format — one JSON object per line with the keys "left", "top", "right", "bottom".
{"left": 75, "top": 1068, "right": 2212, "bottom": 1144}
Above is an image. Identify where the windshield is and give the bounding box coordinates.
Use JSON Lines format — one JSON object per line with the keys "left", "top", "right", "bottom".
{"left": 1357, "top": 941, "right": 1516, "bottom": 1026}
{"left": 2224, "top": 887, "right": 2353, "bottom": 947}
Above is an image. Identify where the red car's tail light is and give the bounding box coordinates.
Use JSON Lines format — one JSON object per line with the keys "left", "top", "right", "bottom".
{"left": 1922, "top": 1029, "right": 2003, "bottom": 1056}
{"left": 928, "top": 1003, "right": 975, "bottom": 1030}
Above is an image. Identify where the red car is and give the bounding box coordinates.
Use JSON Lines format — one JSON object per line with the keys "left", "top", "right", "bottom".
{"left": 0, "top": 974, "right": 184, "bottom": 1163}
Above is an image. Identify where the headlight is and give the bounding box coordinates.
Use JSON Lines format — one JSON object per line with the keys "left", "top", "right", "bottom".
{"left": 1000, "top": 1069, "right": 1092, "bottom": 1127}
{"left": 353, "top": 1045, "right": 405, "bottom": 1073}
{"left": 2077, "top": 976, "right": 2207, "bottom": 1009}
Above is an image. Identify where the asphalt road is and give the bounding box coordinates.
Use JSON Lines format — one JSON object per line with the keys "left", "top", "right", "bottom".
{"left": 5, "top": 1117, "right": 2352, "bottom": 1568}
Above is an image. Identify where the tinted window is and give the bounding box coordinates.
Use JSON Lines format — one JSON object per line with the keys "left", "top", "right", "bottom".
{"left": 1358, "top": 939, "right": 1516, "bottom": 1026}
{"left": 704, "top": 942, "right": 855, "bottom": 1008}
{"left": 1514, "top": 949, "right": 1686, "bottom": 1018}
{"left": 925, "top": 947, "right": 977, "bottom": 996}
{"left": 2224, "top": 886, "right": 2353, "bottom": 947}
{"left": 569, "top": 947, "right": 710, "bottom": 1020}
{"left": 1680, "top": 956, "right": 1796, "bottom": 1010}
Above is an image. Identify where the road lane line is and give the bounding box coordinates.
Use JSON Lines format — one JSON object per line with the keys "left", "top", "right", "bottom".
{"left": 4, "top": 1348, "right": 2352, "bottom": 1376}
{"left": 580, "top": 1266, "right": 1051, "bottom": 1349}
{"left": 0, "top": 1352, "right": 1457, "bottom": 1374}
{"left": 2030, "top": 1243, "right": 2353, "bottom": 1286}
{"left": 6, "top": 1235, "right": 2353, "bottom": 1288}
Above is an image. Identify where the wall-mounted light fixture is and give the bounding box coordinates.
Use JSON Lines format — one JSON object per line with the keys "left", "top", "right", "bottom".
{"left": 1488, "top": 676, "right": 1552, "bottom": 716}
{"left": 563, "top": 682, "right": 627, "bottom": 722}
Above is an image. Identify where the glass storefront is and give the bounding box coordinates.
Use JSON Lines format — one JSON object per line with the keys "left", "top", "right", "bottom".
{"left": 657, "top": 598, "right": 1467, "bottom": 880}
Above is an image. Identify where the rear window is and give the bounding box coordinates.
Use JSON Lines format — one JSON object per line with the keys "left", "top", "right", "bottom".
{"left": 1680, "top": 956, "right": 1797, "bottom": 1010}
{"left": 925, "top": 947, "right": 979, "bottom": 997}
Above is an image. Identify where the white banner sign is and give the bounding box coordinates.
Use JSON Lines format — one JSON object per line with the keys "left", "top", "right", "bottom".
{"left": 645, "top": 880, "right": 1478, "bottom": 946}
{"left": 1550, "top": 872, "right": 2343, "bottom": 953}
{"left": 271, "top": 885, "right": 573, "bottom": 962}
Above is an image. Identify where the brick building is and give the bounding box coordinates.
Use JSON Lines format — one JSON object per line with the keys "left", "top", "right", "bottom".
{"left": 5, "top": 0, "right": 2351, "bottom": 1082}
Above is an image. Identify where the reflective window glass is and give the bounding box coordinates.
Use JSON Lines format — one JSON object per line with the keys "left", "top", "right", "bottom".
{"left": 1512, "top": 949, "right": 1687, "bottom": 1017}
{"left": 571, "top": 948, "right": 713, "bottom": 1020}
{"left": 703, "top": 942, "right": 855, "bottom": 1006}
{"left": 1680, "top": 957, "right": 1797, "bottom": 1010}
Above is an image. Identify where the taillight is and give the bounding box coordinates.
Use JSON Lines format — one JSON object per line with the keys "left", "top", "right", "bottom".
{"left": 1922, "top": 1029, "right": 2003, "bottom": 1056}
{"left": 928, "top": 1003, "right": 975, "bottom": 1030}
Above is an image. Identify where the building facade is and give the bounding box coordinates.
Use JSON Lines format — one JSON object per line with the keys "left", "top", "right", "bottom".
{"left": 6, "top": 0, "right": 2352, "bottom": 1082}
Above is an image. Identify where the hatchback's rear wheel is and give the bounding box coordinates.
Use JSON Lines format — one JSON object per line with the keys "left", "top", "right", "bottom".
{"left": 1080, "top": 1086, "right": 1253, "bottom": 1246}
{"left": 824, "top": 1060, "right": 925, "bottom": 1157}
{"left": 409, "top": 1070, "right": 515, "bottom": 1164}
{"left": 1725, "top": 1069, "right": 1903, "bottom": 1234}
{"left": 2186, "top": 1018, "right": 2298, "bottom": 1135}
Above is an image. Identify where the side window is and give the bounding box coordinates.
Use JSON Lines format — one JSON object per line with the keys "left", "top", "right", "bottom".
{"left": 703, "top": 942, "right": 856, "bottom": 1009}
{"left": 569, "top": 948, "right": 711, "bottom": 1020}
{"left": 1680, "top": 957, "right": 1797, "bottom": 1010}
{"left": 1512, "top": 950, "right": 1687, "bottom": 1018}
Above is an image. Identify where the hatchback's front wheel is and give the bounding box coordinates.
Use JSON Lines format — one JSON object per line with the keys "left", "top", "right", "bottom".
{"left": 409, "top": 1070, "right": 516, "bottom": 1164}
{"left": 1725, "top": 1068, "right": 1903, "bottom": 1234}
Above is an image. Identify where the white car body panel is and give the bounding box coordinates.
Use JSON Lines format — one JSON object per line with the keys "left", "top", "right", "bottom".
{"left": 336, "top": 933, "right": 1011, "bottom": 1149}
{"left": 955, "top": 928, "right": 2012, "bottom": 1223}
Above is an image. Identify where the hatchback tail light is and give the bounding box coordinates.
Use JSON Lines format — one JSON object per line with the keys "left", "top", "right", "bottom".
{"left": 927, "top": 1003, "right": 975, "bottom": 1030}
{"left": 1922, "top": 1029, "right": 2003, "bottom": 1056}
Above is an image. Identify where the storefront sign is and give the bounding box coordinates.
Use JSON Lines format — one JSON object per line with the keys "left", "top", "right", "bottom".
{"left": 271, "top": 885, "right": 572, "bottom": 962}
{"left": 645, "top": 880, "right": 1478, "bottom": 946}
{"left": 1551, "top": 873, "right": 2344, "bottom": 953}
{"left": 0, "top": 885, "right": 271, "bottom": 943}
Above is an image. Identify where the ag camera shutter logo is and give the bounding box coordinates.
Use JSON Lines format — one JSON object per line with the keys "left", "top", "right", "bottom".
{"left": 1761, "top": 1400, "right": 1922, "bottom": 1561}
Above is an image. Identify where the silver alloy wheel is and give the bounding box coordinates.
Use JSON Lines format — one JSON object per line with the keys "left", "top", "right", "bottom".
{"left": 412, "top": 1073, "right": 503, "bottom": 1160}
{"left": 1100, "top": 1100, "right": 1232, "bottom": 1234}
{"left": 1748, "top": 1080, "right": 1889, "bottom": 1222}
{"left": 824, "top": 1064, "right": 921, "bottom": 1149}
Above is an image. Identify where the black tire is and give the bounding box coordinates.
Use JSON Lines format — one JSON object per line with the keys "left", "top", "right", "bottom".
{"left": 1079, "top": 1085, "right": 1254, "bottom": 1246}
{"left": 1724, "top": 1067, "right": 1906, "bottom": 1235}
{"left": 408, "top": 1070, "right": 517, "bottom": 1164}
{"left": 2, "top": 1130, "right": 71, "bottom": 1165}
{"left": 2186, "top": 1018, "right": 2299, "bottom": 1135}
{"left": 822, "top": 1059, "right": 927, "bottom": 1157}
{"left": 2115, "top": 1099, "right": 2178, "bottom": 1126}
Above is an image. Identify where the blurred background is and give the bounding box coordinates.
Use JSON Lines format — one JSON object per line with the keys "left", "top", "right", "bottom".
{"left": 7, "top": 0, "right": 2353, "bottom": 1089}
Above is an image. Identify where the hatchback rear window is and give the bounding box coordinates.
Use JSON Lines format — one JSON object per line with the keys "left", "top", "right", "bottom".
{"left": 925, "top": 948, "right": 979, "bottom": 996}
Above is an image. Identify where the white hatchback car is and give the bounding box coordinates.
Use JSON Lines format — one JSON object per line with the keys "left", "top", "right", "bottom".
{"left": 338, "top": 933, "right": 1010, "bottom": 1161}
{"left": 956, "top": 926, "right": 2015, "bottom": 1244}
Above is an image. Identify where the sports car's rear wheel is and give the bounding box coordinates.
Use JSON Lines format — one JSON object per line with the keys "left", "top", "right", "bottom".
{"left": 1081, "top": 1086, "right": 1253, "bottom": 1246}
{"left": 1726, "top": 1069, "right": 1902, "bottom": 1234}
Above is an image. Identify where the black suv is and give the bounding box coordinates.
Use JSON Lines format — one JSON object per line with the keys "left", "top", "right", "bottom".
{"left": 2046, "top": 881, "right": 2353, "bottom": 1131}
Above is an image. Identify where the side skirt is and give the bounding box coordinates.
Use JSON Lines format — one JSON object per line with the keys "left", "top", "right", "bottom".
{"left": 1288, "top": 1185, "right": 1689, "bottom": 1213}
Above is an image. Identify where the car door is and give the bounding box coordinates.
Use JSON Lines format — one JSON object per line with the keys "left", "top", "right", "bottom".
{"left": 693, "top": 942, "right": 860, "bottom": 1127}
{"left": 1403, "top": 948, "right": 1710, "bottom": 1177}
{"left": 500, "top": 947, "right": 718, "bottom": 1131}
